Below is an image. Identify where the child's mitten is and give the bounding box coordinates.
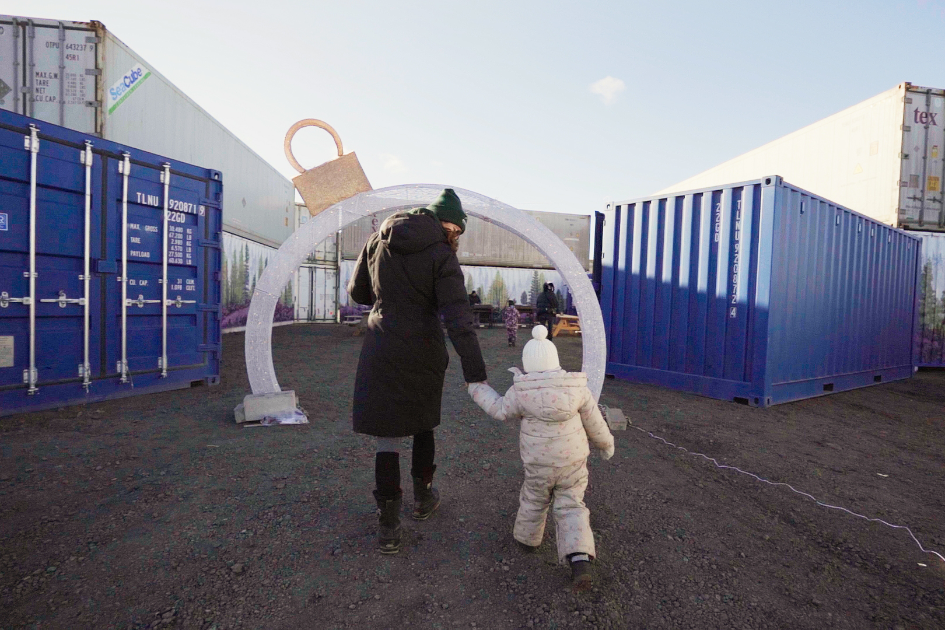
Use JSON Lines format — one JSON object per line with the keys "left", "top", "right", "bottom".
{"left": 601, "top": 443, "right": 615, "bottom": 461}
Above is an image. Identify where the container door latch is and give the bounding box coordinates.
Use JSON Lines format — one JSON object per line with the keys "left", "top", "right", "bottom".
{"left": 39, "top": 290, "right": 86, "bottom": 308}
{"left": 0, "top": 291, "right": 32, "bottom": 308}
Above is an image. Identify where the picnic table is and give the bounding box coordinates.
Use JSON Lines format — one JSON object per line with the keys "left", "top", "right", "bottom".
{"left": 551, "top": 314, "right": 581, "bottom": 337}
{"left": 514, "top": 305, "right": 536, "bottom": 326}
{"left": 471, "top": 305, "right": 495, "bottom": 328}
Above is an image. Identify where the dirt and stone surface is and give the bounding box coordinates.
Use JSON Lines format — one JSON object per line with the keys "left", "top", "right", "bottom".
{"left": 1, "top": 324, "right": 943, "bottom": 629}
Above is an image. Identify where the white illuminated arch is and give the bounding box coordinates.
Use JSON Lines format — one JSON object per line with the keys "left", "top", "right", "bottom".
{"left": 244, "top": 184, "right": 606, "bottom": 400}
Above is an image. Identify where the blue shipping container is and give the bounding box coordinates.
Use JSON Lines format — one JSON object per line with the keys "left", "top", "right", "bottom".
{"left": 600, "top": 176, "right": 920, "bottom": 407}
{"left": 0, "top": 110, "right": 222, "bottom": 416}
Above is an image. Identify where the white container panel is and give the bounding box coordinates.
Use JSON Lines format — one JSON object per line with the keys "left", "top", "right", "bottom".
{"left": 313, "top": 266, "right": 338, "bottom": 321}
{"left": 340, "top": 207, "right": 591, "bottom": 270}
{"left": 659, "top": 84, "right": 907, "bottom": 229}
{"left": 296, "top": 266, "right": 312, "bottom": 321}
{"left": 0, "top": 16, "right": 98, "bottom": 134}
{"left": 899, "top": 88, "right": 945, "bottom": 229}
{"left": 100, "top": 30, "right": 295, "bottom": 248}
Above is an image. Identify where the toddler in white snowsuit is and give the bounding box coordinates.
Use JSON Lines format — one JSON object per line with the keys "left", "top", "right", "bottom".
{"left": 468, "top": 325, "right": 614, "bottom": 587}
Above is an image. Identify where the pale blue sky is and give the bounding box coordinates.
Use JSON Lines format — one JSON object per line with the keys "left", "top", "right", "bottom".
{"left": 10, "top": 0, "right": 945, "bottom": 214}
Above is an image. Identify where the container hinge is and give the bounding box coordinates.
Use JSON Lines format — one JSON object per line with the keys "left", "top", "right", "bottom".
{"left": 23, "top": 368, "right": 38, "bottom": 394}
{"left": 85, "top": 36, "right": 101, "bottom": 44}
{"left": 197, "top": 238, "right": 221, "bottom": 249}
{"left": 39, "top": 291, "right": 85, "bottom": 308}
{"left": 84, "top": 68, "right": 102, "bottom": 76}
{"left": 127, "top": 294, "right": 162, "bottom": 308}
{"left": 116, "top": 360, "right": 130, "bottom": 383}
{"left": 85, "top": 101, "right": 102, "bottom": 109}
{"left": 198, "top": 344, "right": 221, "bottom": 353}
{"left": 0, "top": 292, "right": 31, "bottom": 307}
{"left": 198, "top": 304, "right": 219, "bottom": 312}
{"left": 167, "top": 296, "right": 197, "bottom": 308}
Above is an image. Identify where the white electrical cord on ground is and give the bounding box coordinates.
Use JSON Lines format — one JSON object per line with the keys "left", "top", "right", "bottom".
{"left": 630, "top": 424, "right": 945, "bottom": 565}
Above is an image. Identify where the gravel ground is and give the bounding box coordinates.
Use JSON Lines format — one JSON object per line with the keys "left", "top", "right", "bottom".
{"left": 1, "top": 323, "right": 943, "bottom": 629}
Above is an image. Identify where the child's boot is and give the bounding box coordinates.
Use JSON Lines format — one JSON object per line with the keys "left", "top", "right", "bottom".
{"left": 373, "top": 489, "right": 403, "bottom": 554}
{"left": 411, "top": 465, "right": 440, "bottom": 520}
{"left": 568, "top": 553, "right": 594, "bottom": 591}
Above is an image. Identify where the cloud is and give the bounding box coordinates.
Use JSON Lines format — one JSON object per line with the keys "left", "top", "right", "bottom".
{"left": 380, "top": 153, "right": 407, "bottom": 174}
{"left": 590, "top": 76, "right": 626, "bottom": 105}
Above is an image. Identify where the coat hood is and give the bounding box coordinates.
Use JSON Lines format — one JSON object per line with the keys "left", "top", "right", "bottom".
{"left": 510, "top": 368, "right": 589, "bottom": 423}
{"left": 379, "top": 211, "right": 448, "bottom": 256}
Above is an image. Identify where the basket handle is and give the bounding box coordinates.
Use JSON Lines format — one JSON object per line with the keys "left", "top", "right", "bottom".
{"left": 284, "top": 119, "right": 344, "bottom": 174}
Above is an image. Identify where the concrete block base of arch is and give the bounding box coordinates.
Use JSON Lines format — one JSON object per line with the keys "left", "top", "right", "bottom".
{"left": 234, "top": 390, "right": 299, "bottom": 424}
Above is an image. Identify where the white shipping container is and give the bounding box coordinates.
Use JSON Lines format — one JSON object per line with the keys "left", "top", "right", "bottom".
{"left": 336, "top": 205, "right": 592, "bottom": 270}
{"left": 659, "top": 82, "right": 945, "bottom": 232}
{"left": 1, "top": 15, "right": 295, "bottom": 247}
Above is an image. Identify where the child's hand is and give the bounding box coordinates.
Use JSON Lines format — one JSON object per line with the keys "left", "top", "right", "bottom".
{"left": 601, "top": 443, "right": 615, "bottom": 461}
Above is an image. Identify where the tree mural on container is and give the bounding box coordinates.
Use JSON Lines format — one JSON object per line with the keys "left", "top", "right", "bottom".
{"left": 528, "top": 271, "right": 541, "bottom": 306}
{"left": 221, "top": 253, "right": 229, "bottom": 308}
{"left": 486, "top": 270, "right": 508, "bottom": 306}
{"left": 465, "top": 273, "right": 474, "bottom": 295}
{"left": 520, "top": 291, "right": 528, "bottom": 305}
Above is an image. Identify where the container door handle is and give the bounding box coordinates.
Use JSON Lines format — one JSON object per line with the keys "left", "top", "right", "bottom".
{"left": 0, "top": 291, "right": 32, "bottom": 308}
{"left": 166, "top": 295, "right": 197, "bottom": 308}
{"left": 39, "top": 290, "right": 86, "bottom": 308}
{"left": 126, "top": 294, "right": 162, "bottom": 308}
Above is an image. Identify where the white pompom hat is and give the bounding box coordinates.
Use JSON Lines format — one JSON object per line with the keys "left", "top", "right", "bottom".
{"left": 522, "top": 325, "right": 560, "bottom": 373}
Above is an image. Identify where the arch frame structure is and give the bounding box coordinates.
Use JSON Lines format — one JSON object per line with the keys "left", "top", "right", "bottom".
{"left": 244, "top": 184, "right": 606, "bottom": 400}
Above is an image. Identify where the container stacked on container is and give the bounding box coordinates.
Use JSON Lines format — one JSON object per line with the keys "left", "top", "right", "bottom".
{"left": 657, "top": 82, "right": 945, "bottom": 366}
{"left": 0, "top": 109, "right": 222, "bottom": 416}
{"left": 599, "top": 176, "right": 920, "bottom": 407}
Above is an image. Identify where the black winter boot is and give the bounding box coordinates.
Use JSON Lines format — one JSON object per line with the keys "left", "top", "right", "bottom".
{"left": 568, "top": 553, "right": 594, "bottom": 592}
{"left": 373, "top": 489, "right": 403, "bottom": 554}
{"left": 411, "top": 465, "right": 440, "bottom": 521}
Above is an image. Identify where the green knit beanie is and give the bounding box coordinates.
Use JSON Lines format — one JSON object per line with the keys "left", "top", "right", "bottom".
{"left": 424, "top": 188, "right": 467, "bottom": 234}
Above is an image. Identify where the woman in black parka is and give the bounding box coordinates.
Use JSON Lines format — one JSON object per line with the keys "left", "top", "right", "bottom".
{"left": 348, "top": 188, "right": 488, "bottom": 554}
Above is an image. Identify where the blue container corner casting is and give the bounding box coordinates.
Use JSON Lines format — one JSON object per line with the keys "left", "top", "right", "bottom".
{"left": 0, "top": 110, "right": 222, "bottom": 416}
{"left": 599, "top": 176, "right": 921, "bottom": 407}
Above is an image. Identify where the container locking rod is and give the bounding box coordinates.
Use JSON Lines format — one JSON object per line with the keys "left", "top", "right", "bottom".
{"left": 119, "top": 152, "right": 131, "bottom": 384}
{"left": 26, "top": 125, "right": 39, "bottom": 394}
{"left": 160, "top": 163, "right": 171, "bottom": 378}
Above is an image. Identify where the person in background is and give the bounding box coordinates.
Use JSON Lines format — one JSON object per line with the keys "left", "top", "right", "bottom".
{"left": 502, "top": 299, "right": 521, "bottom": 347}
{"left": 468, "top": 290, "right": 482, "bottom": 306}
{"left": 535, "top": 283, "right": 559, "bottom": 342}
{"left": 467, "top": 325, "right": 615, "bottom": 591}
{"left": 348, "top": 188, "right": 488, "bottom": 555}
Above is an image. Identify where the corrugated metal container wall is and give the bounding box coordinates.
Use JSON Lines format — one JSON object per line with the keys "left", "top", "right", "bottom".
{"left": 600, "top": 176, "right": 920, "bottom": 407}
{"left": 339, "top": 207, "right": 591, "bottom": 270}
{"left": 914, "top": 231, "right": 945, "bottom": 366}
{"left": 100, "top": 29, "right": 295, "bottom": 247}
{"left": 0, "top": 110, "right": 222, "bottom": 416}
{"left": 297, "top": 204, "right": 338, "bottom": 264}
{"left": 0, "top": 15, "right": 295, "bottom": 248}
{"left": 658, "top": 83, "right": 945, "bottom": 232}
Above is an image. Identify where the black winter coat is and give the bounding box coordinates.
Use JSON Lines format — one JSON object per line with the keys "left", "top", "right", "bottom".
{"left": 348, "top": 211, "right": 488, "bottom": 437}
{"left": 536, "top": 289, "right": 559, "bottom": 315}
